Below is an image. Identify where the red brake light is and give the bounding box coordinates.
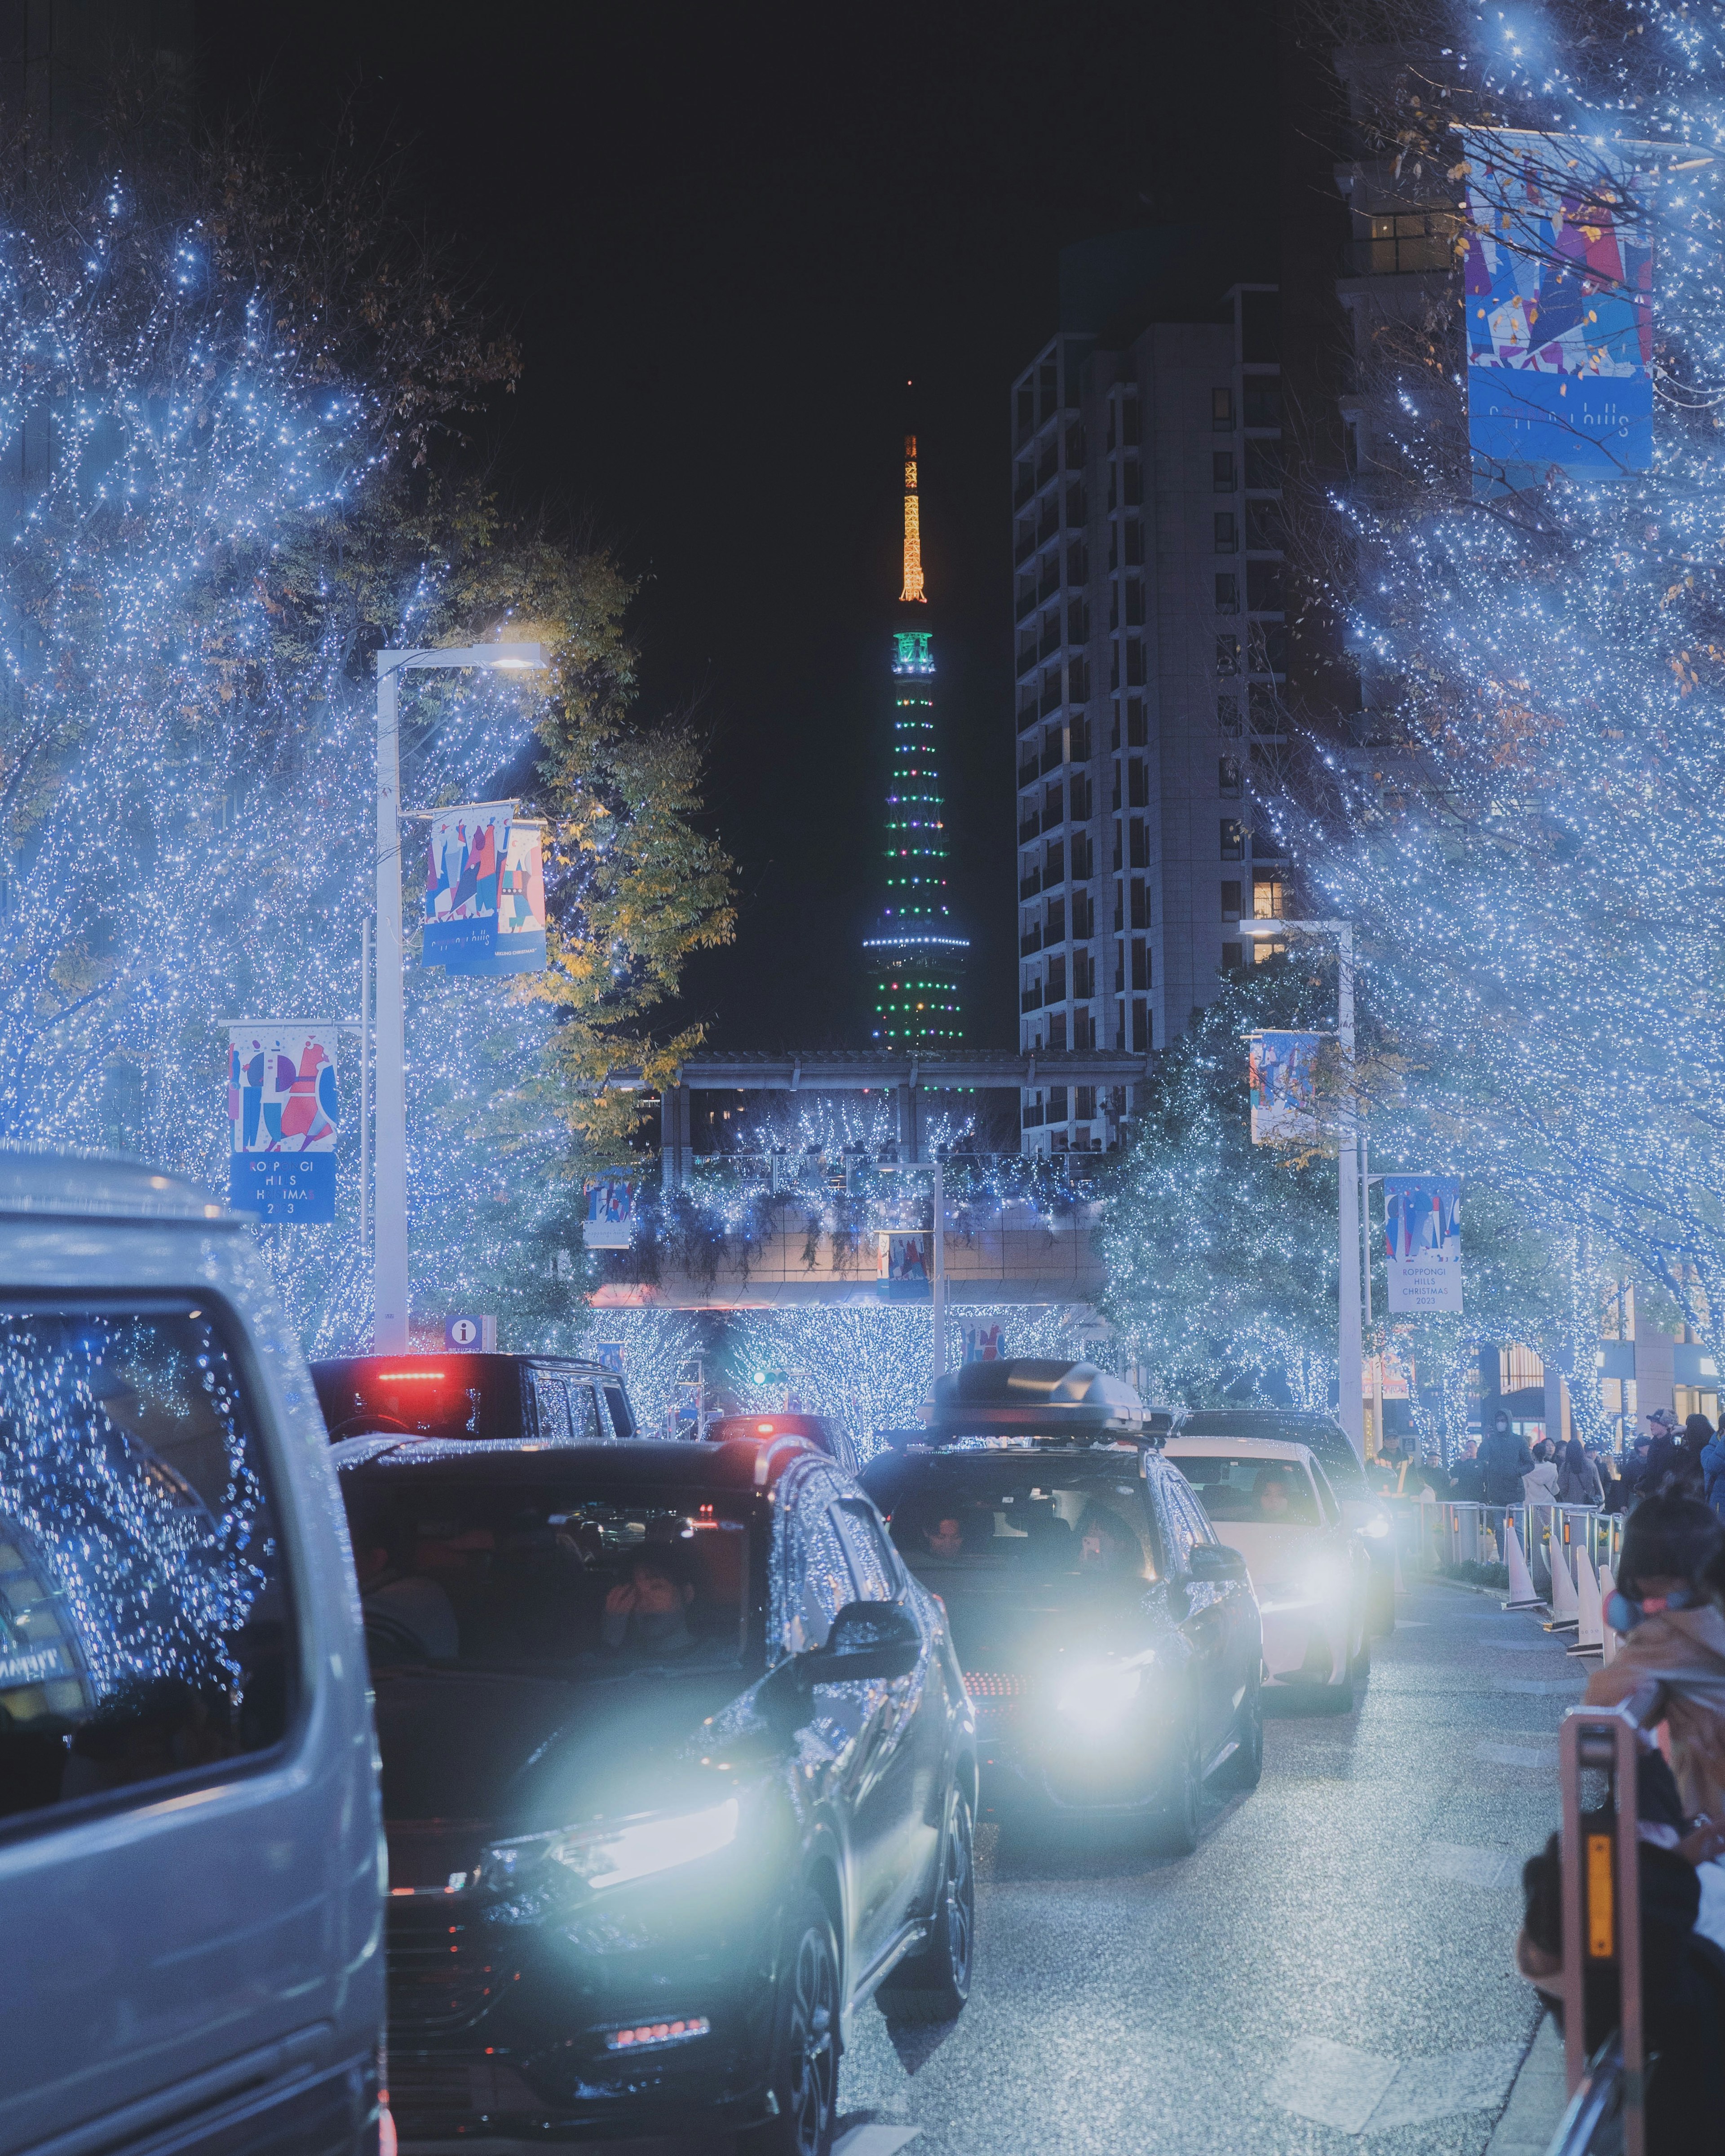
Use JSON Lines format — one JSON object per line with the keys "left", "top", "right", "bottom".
{"left": 376, "top": 1370, "right": 448, "bottom": 1382}
{"left": 756, "top": 1421, "right": 775, "bottom": 1435}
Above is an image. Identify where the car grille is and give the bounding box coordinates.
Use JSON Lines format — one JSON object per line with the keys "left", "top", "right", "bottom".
{"left": 963, "top": 1670, "right": 1030, "bottom": 1701}
{"left": 388, "top": 1904, "right": 513, "bottom": 2034}
{"left": 386, "top": 2054, "right": 543, "bottom": 2127}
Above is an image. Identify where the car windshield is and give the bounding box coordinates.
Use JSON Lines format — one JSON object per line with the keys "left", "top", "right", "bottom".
{"left": 867, "top": 1456, "right": 1161, "bottom": 1669}
{"left": 1177, "top": 1454, "right": 1319, "bottom": 1526}
{"left": 1177, "top": 1413, "right": 1367, "bottom": 1498}
{"left": 339, "top": 1475, "right": 752, "bottom": 1674}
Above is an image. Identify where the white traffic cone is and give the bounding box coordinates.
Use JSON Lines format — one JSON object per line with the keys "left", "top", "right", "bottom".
{"left": 1568, "top": 1545, "right": 1604, "bottom": 1656}
{"left": 1544, "top": 1520, "right": 1580, "bottom": 1631}
{"left": 1504, "top": 1518, "right": 1544, "bottom": 1611}
{"left": 1600, "top": 1564, "right": 1619, "bottom": 1666}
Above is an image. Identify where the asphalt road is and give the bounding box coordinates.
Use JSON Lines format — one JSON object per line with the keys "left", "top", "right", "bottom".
{"left": 831, "top": 1574, "right": 1578, "bottom": 2156}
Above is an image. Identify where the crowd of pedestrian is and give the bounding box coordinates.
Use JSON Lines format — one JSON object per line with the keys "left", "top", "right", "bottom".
{"left": 1476, "top": 1403, "right": 1725, "bottom": 2148}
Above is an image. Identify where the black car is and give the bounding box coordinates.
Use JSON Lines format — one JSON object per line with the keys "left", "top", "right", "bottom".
{"left": 704, "top": 1411, "right": 859, "bottom": 1475}
{"left": 1171, "top": 1409, "right": 1396, "bottom": 1633}
{"left": 313, "top": 1350, "right": 636, "bottom": 1446}
{"left": 334, "top": 1433, "right": 976, "bottom": 2154}
{"left": 859, "top": 1361, "right": 1263, "bottom": 1851}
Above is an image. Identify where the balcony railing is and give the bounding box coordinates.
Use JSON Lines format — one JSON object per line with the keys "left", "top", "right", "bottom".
{"left": 1019, "top": 928, "right": 1042, "bottom": 957}
{"left": 1019, "top": 869, "right": 1042, "bottom": 900}
{"left": 1020, "top": 986, "right": 1043, "bottom": 1013}
{"left": 1017, "top": 814, "right": 1039, "bottom": 844}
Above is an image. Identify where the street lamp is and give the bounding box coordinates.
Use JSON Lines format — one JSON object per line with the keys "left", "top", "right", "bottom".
{"left": 372, "top": 642, "right": 547, "bottom": 1353}
{"left": 1238, "top": 915, "right": 1366, "bottom": 1462}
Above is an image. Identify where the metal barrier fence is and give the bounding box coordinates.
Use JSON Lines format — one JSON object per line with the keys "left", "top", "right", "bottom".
{"left": 1397, "top": 1498, "right": 1625, "bottom": 1593}
{"left": 1548, "top": 1702, "right": 1648, "bottom": 2156}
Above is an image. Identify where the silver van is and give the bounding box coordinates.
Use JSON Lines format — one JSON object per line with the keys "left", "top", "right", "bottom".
{"left": 0, "top": 1154, "right": 385, "bottom": 2155}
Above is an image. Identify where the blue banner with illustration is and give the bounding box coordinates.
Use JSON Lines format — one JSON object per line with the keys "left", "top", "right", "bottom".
{"left": 1384, "top": 1175, "right": 1463, "bottom": 1315}
{"left": 446, "top": 822, "right": 547, "bottom": 976}
{"left": 1465, "top": 142, "right": 1653, "bottom": 490}
{"left": 424, "top": 807, "right": 547, "bottom": 975}
{"left": 1248, "top": 1031, "right": 1320, "bottom": 1145}
{"left": 228, "top": 1023, "right": 339, "bottom": 1223}
{"left": 583, "top": 1179, "right": 636, "bottom": 1250}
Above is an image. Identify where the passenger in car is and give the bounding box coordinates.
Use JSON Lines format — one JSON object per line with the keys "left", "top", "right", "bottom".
{"left": 351, "top": 1508, "right": 460, "bottom": 1661}
{"left": 1077, "top": 1506, "right": 1137, "bottom": 1576}
{"left": 602, "top": 1544, "right": 699, "bottom": 1660}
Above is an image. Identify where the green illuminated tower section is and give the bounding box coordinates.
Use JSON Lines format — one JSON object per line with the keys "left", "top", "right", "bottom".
{"left": 865, "top": 436, "right": 968, "bottom": 1046}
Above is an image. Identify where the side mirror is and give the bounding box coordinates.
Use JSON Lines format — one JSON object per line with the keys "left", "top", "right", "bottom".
{"left": 1187, "top": 1542, "right": 1248, "bottom": 1583}
{"left": 795, "top": 1599, "right": 921, "bottom": 1689}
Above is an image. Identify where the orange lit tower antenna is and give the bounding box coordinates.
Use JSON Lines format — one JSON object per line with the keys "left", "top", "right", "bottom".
{"left": 900, "top": 433, "right": 925, "bottom": 603}
{"left": 865, "top": 428, "right": 967, "bottom": 1048}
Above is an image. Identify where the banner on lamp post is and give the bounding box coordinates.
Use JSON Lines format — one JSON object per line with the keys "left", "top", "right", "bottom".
{"left": 1384, "top": 1175, "right": 1463, "bottom": 1313}
{"left": 227, "top": 1022, "right": 340, "bottom": 1223}
{"left": 582, "top": 1179, "right": 637, "bottom": 1250}
{"left": 961, "top": 1323, "right": 1006, "bottom": 1365}
{"left": 446, "top": 821, "right": 547, "bottom": 976}
{"left": 423, "top": 803, "right": 509, "bottom": 966}
{"left": 1247, "top": 1030, "right": 1320, "bottom": 1145}
{"left": 1464, "top": 139, "right": 1654, "bottom": 492}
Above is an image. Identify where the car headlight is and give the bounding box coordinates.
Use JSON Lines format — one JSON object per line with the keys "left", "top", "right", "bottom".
{"left": 1055, "top": 1658, "right": 1144, "bottom": 1733}
{"left": 483, "top": 1798, "right": 739, "bottom": 1895}
{"left": 1360, "top": 1513, "right": 1391, "bottom": 1540}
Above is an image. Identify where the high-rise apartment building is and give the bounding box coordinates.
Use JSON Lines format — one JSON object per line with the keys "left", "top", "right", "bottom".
{"left": 865, "top": 435, "right": 968, "bottom": 1047}
{"left": 1010, "top": 251, "right": 1283, "bottom": 1153}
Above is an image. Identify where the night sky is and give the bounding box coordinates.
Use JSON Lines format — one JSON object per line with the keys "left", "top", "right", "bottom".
{"left": 198, "top": 1, "right": 1277, "bottom": 1051}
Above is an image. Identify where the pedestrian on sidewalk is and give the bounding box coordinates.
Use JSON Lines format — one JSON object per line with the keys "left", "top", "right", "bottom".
{"left": 1642, "top": 1409, "right": 1701, "bottom": 1502}
{"left": 1448, "top": 1438, "right": 1485, "bottom": 1503}
{"left": 1590, "top": 1495, "right": 1725, "bottom": 1822}
{"left": 1522, "top": 1444, "right": 1561, "bottom": 1509}
{"left": 1592, "top": 1444, "right": 1626, "bottom": 1512}
{"left": 1619, "top": 1430, "right": 1655, "bottom": 1502}
{"left": 1701, "top": 1416, "right": 1725, "bottom": 1524}
{"left": 1479, "top": 1410, "right": 1535, "bottom": 1565}
{"left": 1558, "top": 1435, "right": 1604, "bottom": 1508}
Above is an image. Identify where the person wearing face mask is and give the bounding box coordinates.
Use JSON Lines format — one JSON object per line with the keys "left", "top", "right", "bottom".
{"left": 601, "top": 1543, "right": 699, "bottom": 1661}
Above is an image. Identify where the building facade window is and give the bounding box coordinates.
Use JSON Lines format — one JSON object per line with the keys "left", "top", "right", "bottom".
{"left": 1212, "top": 387, "right": 1234, "bottom": 430}
{"left": 1215, "top": 573, "right": 1238, "bottom": 614}
{"left": 1221, "top": 819, "right": 1245, "bottom": 860}
{"left": 1214, "top": 512, "right": 1238, "bottom": 553}
{"left": 1213, "top": 451, "right": 1236, "bottom": 490}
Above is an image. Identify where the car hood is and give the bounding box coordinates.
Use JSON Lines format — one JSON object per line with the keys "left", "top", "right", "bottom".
{"left": 372, "top": 1662, "right": 753, "bottom": 1864}
{"left": 1206, "top": 1521, "right": 1316, "bottom": 1589}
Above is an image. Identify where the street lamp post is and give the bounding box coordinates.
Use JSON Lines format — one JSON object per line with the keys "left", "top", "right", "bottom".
{"left": 373, "top": 643, "right": 546, "bottom": 1353}
{"left": 1239, "top": 916, "right": 1366, "bottom": 1462}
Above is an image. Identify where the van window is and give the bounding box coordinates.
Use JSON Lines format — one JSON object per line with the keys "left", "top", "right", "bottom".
{"left": 0, "top": 1304, "right": 295, "bottom": 1829}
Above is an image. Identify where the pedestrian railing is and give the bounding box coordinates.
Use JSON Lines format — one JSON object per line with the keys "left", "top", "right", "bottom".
{"left": 1546, "top": 1702, "right": 1649, "bottom": 2156}
{"left": 1398, "top": 1499, "right": 1623, "bottom": 1591}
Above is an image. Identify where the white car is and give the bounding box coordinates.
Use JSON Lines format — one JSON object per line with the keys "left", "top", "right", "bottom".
{"left": 1163, "top": 1436, "right": 1371, "bottom": 1711}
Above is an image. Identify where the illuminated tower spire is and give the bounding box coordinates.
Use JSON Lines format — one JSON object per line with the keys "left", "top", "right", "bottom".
{"left": 899, "top": 433, "right": 926, "bottom": 603}
{"left": 866, "top": 432, "right": 966, "bottom": 1046}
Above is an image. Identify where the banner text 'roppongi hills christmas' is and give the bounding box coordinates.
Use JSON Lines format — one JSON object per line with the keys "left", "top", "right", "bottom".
{"left": 228, "top": 1024, "right": 341, "bottom": 1223}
